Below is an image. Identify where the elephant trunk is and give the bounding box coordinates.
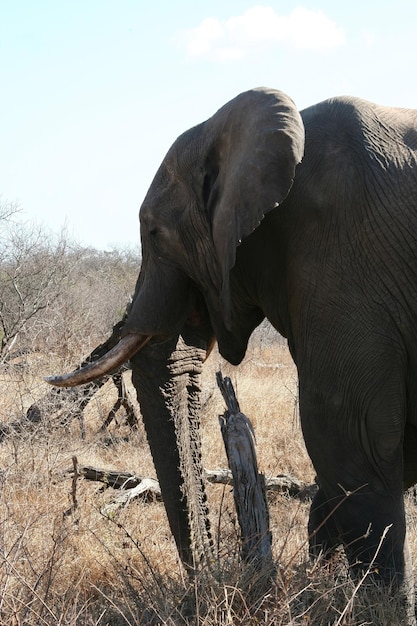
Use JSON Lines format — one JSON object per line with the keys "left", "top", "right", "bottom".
{"left": 130, "top": 334, "right": 212, "bottom": 568}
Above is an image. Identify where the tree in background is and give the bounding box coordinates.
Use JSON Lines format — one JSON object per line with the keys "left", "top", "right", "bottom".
{"left": 0, "top": 198, "right": 139, "bottom": 363}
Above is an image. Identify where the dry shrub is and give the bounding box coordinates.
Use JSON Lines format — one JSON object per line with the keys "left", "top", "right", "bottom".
{"left": 0, "top": 322, "right": 415, "bottom": 625}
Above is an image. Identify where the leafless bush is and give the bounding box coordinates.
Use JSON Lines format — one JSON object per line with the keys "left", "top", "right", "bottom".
{"left": 0, "top": 197, "right": 21, "bottom": 224}
{"left": 37, "top": 246, "right": 139, "bottom": 361}
{"left": 0, "top": 207, "right": 139, "bottom": 363}
{"left": 0, "top": 222, "right": 78, "bottom": 357}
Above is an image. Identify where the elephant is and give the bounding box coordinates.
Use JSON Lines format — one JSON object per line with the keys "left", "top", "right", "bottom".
{"left": 47, "top": 87, "right": 417, "bottom": 610}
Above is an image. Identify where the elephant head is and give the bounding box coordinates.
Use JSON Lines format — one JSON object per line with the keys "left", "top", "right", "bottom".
{"left": 47, "top": 87, "right": 305, "bottom": 567}
{"left": 48, "top": 87, "right": 304, "bottom": 381}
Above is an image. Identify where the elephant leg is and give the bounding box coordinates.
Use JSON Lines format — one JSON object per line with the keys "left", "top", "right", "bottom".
{"left": 304, "top": 432, "right": 408, "bottom": 586}
{"left": 344, "top": 494, "right": 415, "bottom": 625}
{"left": 308, "top": 486, "right": 341, "bottom": 561}
{"left": 130, "top": 334, "right": 210, "bottom": 569}
{"left": 298, "top": 373, "right": 411, "bottom": 587}
{"left": 310, "top": 487, "right": 415, "bottom": 623}
{"left": 309, "top": 462, "right": 411, "bottom": 588}
{"left": 297, "top": 321, "right": 415, "bottom": 577}
{"left": 340, "top": 491, "right": 406, "bottom": 582}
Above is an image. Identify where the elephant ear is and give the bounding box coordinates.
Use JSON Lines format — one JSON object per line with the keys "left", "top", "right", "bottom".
{"left": 204, "top": 87, "right": 305, "bottom": 320}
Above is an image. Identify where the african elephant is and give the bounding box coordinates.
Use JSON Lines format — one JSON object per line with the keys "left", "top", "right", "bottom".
{"left": 47, "top": 87, "right": 417, "bottom": 607}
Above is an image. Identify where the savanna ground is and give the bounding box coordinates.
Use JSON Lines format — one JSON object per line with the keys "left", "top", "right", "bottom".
{"left": 1, "top": 208, "right": 417, "bottom": 625}
{"left": 2, "top": 325, "right": 417, "bottom": 626}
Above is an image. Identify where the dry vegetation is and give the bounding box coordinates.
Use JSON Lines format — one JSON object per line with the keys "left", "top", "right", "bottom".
{"left": 1, "top": 211, "right": 417, "bottom": 624}
{"left": 2, "top": 330, "right": 416, "bottom": 625}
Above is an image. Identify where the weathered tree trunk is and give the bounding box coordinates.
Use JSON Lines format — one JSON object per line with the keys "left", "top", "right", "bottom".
{"left": 216, "top": 372, "right": 274, "bottom": 576}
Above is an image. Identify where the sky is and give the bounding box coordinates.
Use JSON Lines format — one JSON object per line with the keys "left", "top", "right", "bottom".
{"left": 1, "top": 1, "right": 417, "bottom": 251}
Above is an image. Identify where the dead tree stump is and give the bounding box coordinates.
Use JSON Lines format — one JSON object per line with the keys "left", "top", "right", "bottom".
{"left": 216, "top": 372, "right": 273, "bottom": 576}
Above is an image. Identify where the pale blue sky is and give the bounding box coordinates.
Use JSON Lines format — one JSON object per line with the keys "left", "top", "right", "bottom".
{"left": 1, "top": 1, "right": 416, "bottom": 250}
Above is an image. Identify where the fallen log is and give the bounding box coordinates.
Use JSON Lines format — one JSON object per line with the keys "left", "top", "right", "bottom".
{"left": 63, "top": 461, "right": 316, "bottom": 534}
{"left": 63, "top": 458, "right": 317, "bottom": 544}
{"left": 101, "top": 479, "right": 162, "bottom": 517}
{"left": 64, "top": 462, "right": 316, "bottom": 499}
{"left": 62, "top": 460, "right": 162, "bottom": 519}
{"left": 204, "top": 469, "right": 317, "bottom": 501}
{"left": 69, "top": 464, "right": 147, "bottom": 489}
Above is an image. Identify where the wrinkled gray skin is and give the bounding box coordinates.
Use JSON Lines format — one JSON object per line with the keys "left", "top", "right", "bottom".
{"left": 49, "top": 88, "right": 417, "bottom": 606}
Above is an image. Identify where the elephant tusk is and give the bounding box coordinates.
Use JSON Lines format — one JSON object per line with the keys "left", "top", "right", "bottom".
{"left": 45, "top": 334, "right": 152, "bottom": 387}
{"left": 204, "top": 336, "right": 217, "bottom": 362}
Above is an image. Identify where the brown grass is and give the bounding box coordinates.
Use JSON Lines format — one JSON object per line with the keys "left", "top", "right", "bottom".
{"left": 1, "top": 331, "right": 416, "bottom": 625}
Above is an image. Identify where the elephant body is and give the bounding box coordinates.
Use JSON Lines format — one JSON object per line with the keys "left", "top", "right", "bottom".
{"left": 209, "top": 95, "right": 417, "bottom": 584}
{"left": 48, "top": 89, "right": 417, "bottom": 611}
{"left": 282, "top": 98, "right": 417, "bottom": 579}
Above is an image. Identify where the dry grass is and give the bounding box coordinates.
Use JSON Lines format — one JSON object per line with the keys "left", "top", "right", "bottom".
{"left": 1, "top": 330, "right": 416, "bottom": 625}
